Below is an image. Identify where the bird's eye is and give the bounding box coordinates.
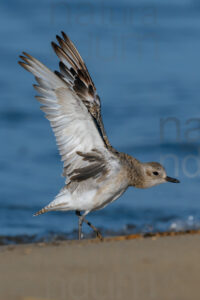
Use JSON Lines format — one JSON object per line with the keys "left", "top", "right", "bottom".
{"left": 153, "top": 171, "right": 159, "bottom": 176}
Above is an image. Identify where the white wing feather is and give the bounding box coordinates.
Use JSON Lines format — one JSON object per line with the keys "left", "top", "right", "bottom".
{"left": 19, "top": 53, "right": 105, "bottom": 182}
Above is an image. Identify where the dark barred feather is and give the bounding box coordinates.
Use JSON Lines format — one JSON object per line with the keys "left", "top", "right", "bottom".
{"left": 70, "top": 150, "right": 108, "bottom": 182}
{"left": 52, "top": 32, "right": 112, "bottom": 149}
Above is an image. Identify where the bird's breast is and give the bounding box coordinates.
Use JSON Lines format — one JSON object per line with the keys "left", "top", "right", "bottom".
{"left": 92, "top": 169, "right": 129, "bottom": 211}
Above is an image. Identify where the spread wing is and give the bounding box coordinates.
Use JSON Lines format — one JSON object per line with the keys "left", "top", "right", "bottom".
{"left": 51, "top": 32, "right": 111, "bottom": 148}
{"left": 19, "top": 51, "right": 112, "bottom": 184}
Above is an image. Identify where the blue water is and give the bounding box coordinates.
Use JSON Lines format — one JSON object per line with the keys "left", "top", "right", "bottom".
{"left": 1, "top": 0, "right": 200, "bottom": 243}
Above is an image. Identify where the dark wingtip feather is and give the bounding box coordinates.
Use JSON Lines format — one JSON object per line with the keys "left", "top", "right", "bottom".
{"left": 22, "top": 52, "right": 35, "bottom": 61}
{"left": 61, "top": 31, "right": 70, "bottom": 42}
{"left": 19, "top": 55, "right": 26, "bottom": 62}
{"left": 52, "top": 42, "right": 62, "bottom": 57}
{"left": 22, "top": 52, "right": 32, "bottom": 59}
{"left": 19, "top": 55, "right": 30, "bottom": 65}
{"left": 54, "top": 70, "right": 65, "bottom": 82}
{"left": 61, "top": 31, "right": 67, "bottom": 38}
{"left": 59, "top": 61, "right": 65, "bottom": 68}
{"left": 56, "top": 34, "right": 63, "bottom": 44}
{"left": 51, "top": 41, "right": 58, "bottom": 51}
{"left": 54, "top": 70, "right": 60, "bottom": 76}
{"left": 22, "top": 51, "right": 28, "bottom": 56}
{"left": 18, "top": 61, "right": 27, "bottom": 68}
{"left": 51, "top": 41, "right": 56, "bottom": 48}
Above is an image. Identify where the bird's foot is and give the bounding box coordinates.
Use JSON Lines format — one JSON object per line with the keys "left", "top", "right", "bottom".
{"left": 96, "top": 231, "right": 103, "bottom": 241}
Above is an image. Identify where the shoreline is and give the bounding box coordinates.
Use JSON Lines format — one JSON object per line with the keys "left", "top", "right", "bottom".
{"left": 1, "top": 228, "right": 200, "bottom": 247}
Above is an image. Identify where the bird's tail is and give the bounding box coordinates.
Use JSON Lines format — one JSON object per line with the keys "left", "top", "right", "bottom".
{"left": 33, "top": 187, "right": 71, "bottom": 217}
{"left": 33, "top": 207, "right": 49, "bottom": 216}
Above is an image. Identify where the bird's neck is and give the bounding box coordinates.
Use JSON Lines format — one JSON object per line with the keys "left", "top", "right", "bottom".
{"left": 119, "top": 152, "right": 146, "bottom": 188}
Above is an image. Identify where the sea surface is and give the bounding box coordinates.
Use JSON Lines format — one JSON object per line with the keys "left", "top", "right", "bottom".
{"left": 1, "top": 0, "right": 200, "bottom": 244}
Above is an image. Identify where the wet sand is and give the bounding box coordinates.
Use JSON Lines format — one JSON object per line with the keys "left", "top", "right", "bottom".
{"left": 0, "top": 232, "right": 200, "bottom": 300}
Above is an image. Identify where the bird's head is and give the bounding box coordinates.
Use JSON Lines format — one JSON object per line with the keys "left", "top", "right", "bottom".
{"left": 140, "top": 162, "right": 180, "bottom": 188}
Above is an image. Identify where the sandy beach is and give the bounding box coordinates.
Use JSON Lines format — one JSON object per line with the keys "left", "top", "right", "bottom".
{"left": 0, "top": 232, "right": 200, "bottom": 300}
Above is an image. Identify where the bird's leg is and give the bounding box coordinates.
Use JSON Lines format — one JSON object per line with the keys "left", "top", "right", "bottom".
{"left": 75, "top": 211, "right": 103, "bottom": 241}
{"left": 83, "top": 218, "right": 103, "bottom": 241}
{"left": 78, "top": 212, "right": 84, "bottom": 240}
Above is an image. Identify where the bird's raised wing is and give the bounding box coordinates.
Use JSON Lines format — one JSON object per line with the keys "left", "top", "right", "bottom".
{"left": 51, "top": 32, "right": 111, "bottom": 148}
{"left": 19, "top": 51, "right": 110, "bottom": 184}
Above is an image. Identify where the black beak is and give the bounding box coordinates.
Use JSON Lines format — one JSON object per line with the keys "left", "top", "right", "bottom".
{"left": 166, "top": 176, "right": 180, "bottom": 183}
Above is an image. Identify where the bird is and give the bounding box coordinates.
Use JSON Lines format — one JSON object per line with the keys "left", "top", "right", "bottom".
{"left": 19, "top": 31, "right": 180, "bottom": 240}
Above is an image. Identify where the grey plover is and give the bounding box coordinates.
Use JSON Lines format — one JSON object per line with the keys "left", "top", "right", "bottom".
{"left": 19, "top": 32, "right": 180, "bottom": 240}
